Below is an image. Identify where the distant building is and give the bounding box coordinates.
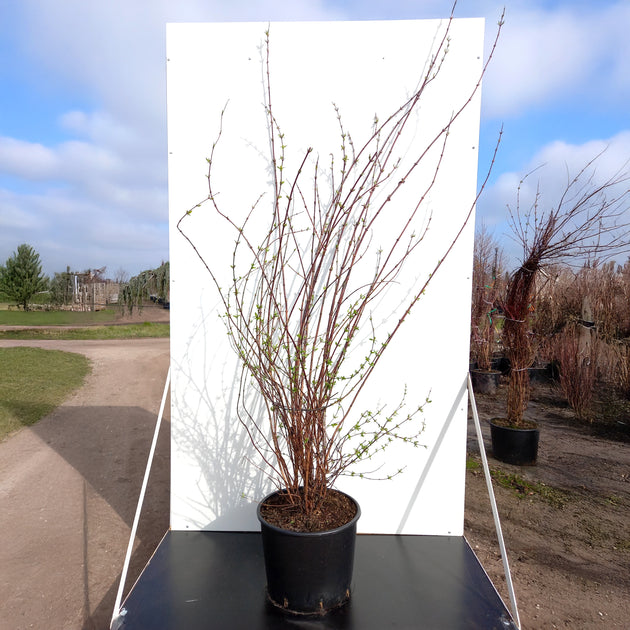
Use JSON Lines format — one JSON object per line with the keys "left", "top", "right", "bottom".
{"left": 71, "top": 268, "right": 119, "bottom": 311}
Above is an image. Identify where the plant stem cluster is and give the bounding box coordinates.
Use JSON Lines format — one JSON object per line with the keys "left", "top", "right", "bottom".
{"left": 502, "top": 157, "right": 630, "bottom": 426}
{"left": 179, "top": 14, "right": 501, "bottom": 516}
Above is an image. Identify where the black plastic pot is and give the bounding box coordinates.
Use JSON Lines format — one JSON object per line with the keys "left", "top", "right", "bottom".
{"left": 257, "top": 490, "right": 361, "bottom": 615}
{"left": 470, "top": 369, "right": 501, "bottom": 395}
{"left": 493, "top": 356, "right": 511, "bottom": 375}
{"left": 528, "top": 364, "right": 559, "bottom": 384}
{"left": 490, "top": 419, "right": 539, "bottom": 465}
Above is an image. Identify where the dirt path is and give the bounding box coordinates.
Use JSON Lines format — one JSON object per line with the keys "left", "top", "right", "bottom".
{"left": 0, "top": 339, "right": 170, "bottom": 630}
{"left": 466, "top": 385, "right": 630, "bottom": 629}
{"left": 1, "top": 337, "right": 628, "bottom": 629}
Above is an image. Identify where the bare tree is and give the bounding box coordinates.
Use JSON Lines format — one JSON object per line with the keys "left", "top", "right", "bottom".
{"left": 501, "top": 155, "right": 630, "bottom": 426}
{"left": 114, "top": 267, "right": 130, "bottom": 284}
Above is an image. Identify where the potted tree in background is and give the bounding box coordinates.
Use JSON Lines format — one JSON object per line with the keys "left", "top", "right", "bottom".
{"left": 491, "top": 157, "right": 630, "bottom": 465}
{"left": 177, "top": 16, "right": 502, "bottom": 615}
{"left": 470, "top": 226, "right": 504, "bottom": 394}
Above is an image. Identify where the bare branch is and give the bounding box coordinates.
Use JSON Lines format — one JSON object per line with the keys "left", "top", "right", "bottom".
{"left": 177, "top": 12, "right": 501, "bottom": 515}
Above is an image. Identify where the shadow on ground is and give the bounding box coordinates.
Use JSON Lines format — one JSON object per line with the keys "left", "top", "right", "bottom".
{"left": 31, "top": 404, "right": 170, "bottom": 630}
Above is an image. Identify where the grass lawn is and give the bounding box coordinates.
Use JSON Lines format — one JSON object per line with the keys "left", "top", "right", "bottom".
{"left": 0, "top": 347, "right": 91, "bottom": 441}
{"left": 0, "top": 322, "right": 170, "bottom": 340}
{"left": 0, "top": 306, "right": 117, "bottom": 326}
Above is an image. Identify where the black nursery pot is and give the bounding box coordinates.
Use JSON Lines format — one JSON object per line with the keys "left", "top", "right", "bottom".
{"left": 257, "top": 490, "right": 361, "bottom": 615}
{"left": 470, "top": 368, "right": 501, "bottom": 395}
{"left": 490, "top": 419, "right": 540, "bottom": 465}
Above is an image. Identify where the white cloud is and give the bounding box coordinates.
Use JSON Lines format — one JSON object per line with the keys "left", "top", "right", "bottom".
{"left": 0, "top": 138, "right": 57, "bottom": 180}
{"left": 59, "top": 111, "right": 145, "bottom": 154}
{"left": 0, "top": 190, "right": 42, "bottom": 231}
{"left": 3, "top": 0, "right": 629, "bottom": 277}
{"left": 0, "top": 123, "right": 165, "bottom": 216}
{"left": 0, "top": 125, "right": 169, "bottom": 275}
{"left": 0, "top": 186, "right": 168, "bottom": 276}
{"left": 2, "top": 0, "right": 344, "bottom": 275}
{"left": 0, "top": 136, "right": 119, "bottom": 182}
{"left": 477, "top": 130, "right": 630, "bottom": 266}
{"left": 483, "top": 1, "right": 630, "bottom": 118}
{"left": 19, "top": 0, "right": 343, "bottom": 130}
{"left": 484, "top": 9, "right": 589, "bottom": 117}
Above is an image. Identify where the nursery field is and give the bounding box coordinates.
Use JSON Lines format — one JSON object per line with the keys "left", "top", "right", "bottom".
{"left": 466, "top": 378, "right": 630, "bottom": 629}
{"left": 0, "top": 334, "right": 628, "bottom": 628}
{"left": 0, "top": 301, "right": 170, "bottom": 323}
{"left": 0, "top": 303, "right": 170, "bottom": 340}
{"left": 0, "top": 322, "right": 169, "bottom": 340}
{"left": 0, "top": 305, "right": 117, "bottom": 325}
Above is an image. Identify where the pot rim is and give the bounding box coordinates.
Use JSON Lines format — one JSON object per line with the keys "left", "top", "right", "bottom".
{"left": 489, "top": 417, "right": 539, "bottom": 432}
{"left": 257, "top": 488, "right": 361, "bottom": 537}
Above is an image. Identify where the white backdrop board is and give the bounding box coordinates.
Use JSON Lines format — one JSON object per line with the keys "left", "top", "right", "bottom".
{"left": 167, "top": 19, "right": 484, "bottom": 535}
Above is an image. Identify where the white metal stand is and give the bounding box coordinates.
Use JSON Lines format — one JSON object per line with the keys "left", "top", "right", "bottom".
{"left": 110, "top": 367, "right": 171, "bottom": 630}
{"left": 109, "top": 369, "right": 520, "bottom": 629}
{"left": 467, "top": 373, "right": 521, "bottom": 629}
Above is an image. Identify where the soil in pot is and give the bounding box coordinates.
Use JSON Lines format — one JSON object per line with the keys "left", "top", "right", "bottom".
{"left": 258, "top": 488, "right": 360, "bottom": 615}
{"left": 490, "top": 418, "right": 539, "bottom": 465}
{"left": 260, "top": 487, "right": 357, "bottom": 532}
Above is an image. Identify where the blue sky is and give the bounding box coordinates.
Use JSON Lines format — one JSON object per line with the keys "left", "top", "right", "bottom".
{"left": 0, "top": 0, "right": 628, "bottom": 277}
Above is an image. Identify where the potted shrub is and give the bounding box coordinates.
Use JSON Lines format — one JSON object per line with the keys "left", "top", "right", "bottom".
{"left": 470, "top": 227, "right": 504, "bottom": 394}
{"left": 551, "top": 323, "right": 598, "bottom": 420}
{"left": 491, "top": 160, "right": 630, "bottom": 465}
{"left": 176, "top": 19, "right": 501, "bottom": 615}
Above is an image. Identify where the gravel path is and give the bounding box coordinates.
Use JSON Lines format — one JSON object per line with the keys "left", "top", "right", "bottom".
{"left": 0, "top": 339, "right": 170, "bottom": 630}
{"left": 2, "top": 338, "right": 629, "bottom": 629}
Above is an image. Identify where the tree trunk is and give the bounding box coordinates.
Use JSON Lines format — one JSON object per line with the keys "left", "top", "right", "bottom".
{"left": 507, "top": 366, "right": 530, "bottom": 425}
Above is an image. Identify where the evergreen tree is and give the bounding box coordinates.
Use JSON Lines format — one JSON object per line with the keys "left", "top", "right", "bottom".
{"left": 0, "top": 244, "right": 48, "bottom": 310}
{"left": 49, "top": 267, "right": 74, "bottom": 307}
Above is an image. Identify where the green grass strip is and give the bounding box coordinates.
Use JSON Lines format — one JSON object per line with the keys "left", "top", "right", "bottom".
{"left": 0, "top": 307, "right": 117, "bottom": 326}
{"left": 466, "top": 454, "right": 570, "bottom": 508}
{"left": 0, "top": 347, "right": 91, "bottom": 441}
{"left": 490, "top": 469, "right": 570, "bottom": 508}
{"left": 0, "top": 322, "right": 170, "bottom": 340}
